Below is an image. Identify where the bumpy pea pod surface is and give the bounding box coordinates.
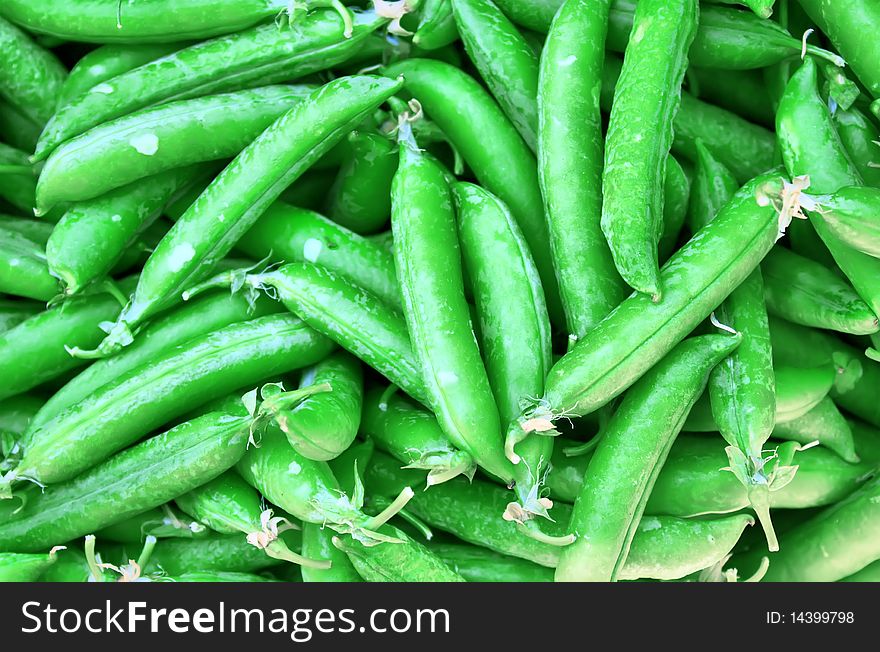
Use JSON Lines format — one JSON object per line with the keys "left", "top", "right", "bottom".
{"left": 34, "top": 9, "right": 387, "bottom": 161}
{"left": 518, "top": 170, "right": 789, "bottom": 427}
{"left": 762, "top": 245, "right": 879, "bottom": 335}
{"left": 688, "top": 141, "right": 780, "bottom": 549}
{"left": 809, "top": 186, "right": 880, "bottom": 259}
{"left": 430, "top": 542, "right": 553, "bottom": 582}
{"left": 0, "top": 16, "right": 67, "bottom": 126}
{"left": 684, "top": 363, "right": 835, "bottom": 430}
{"left": 301, "top": 522, "right": 363, "bottom": 582}
{"left": 0, "top": 549, "right": 62, "bottom": 581}
{"left": 797, "top": 0, "right": 880, "bottom": 99}
{"left": 91, "top": 75, "right": 403, "bottom": 355}
{"left": 238, "top": 421, "right": 412, "bottom": 546}
{"left": 176, "top": 470, "right": 320, "bottom": 567}
{"left": 0, "top": 0, "right": 287, "bottom": 44}
{"left": 47, "top": 166, "right": 205, "bottom": 296}
{"left": 383, "top": 58, "right": 563, "bottom": 325}
{"left": 0, "top": 225, "right": 59, "bottom": 301}
{"left": 361, "top": 387, "right": 476, "bottom": 486}
{"left": 325, "top": 130, "right": 398, "bottom": 235}
{"left": 0, "top": 410, "right": 250, "bottom": 552}
{"left": 777, "top": 57, "right": 880, "bottom": 322}
{"left": 773, "top": 397, "right": 860, "bottom": 463}
{"left": 414, "top": 0, "right": 458, "bottom": 50}
{"left": 601, "top": 0, "right": 698, "bottom": 299}
{"left": 37, "top": 85, "right": 315, "bottom": 210}
{"left": 2, "top": 314, "right": 333, "bottom": 494}
{"left": 57, "top": 43, "right": 187, "bottom": 108}
{"left": 236, "top": 203, "right": 401, "bottom": 309}
{"left": 365, "top": 452, "right": 756, "bottom": 579}
{"left": 248, "top": 263, "right": 428, "bottom": 405}
{"left": 278, "top": 351, "right": 364, "bottom": 461}
{"left": 549, "top": 435, "right": 872, "bottom": 516}
{"left": 30, "top": 290, "right": 280, "bottom": 430}
{"left": 0, "top": 277, "right": 138, "bottom": 403}
{"left": 556, "top": 334, "right": 741, "bottom": 582}
{"left": 736, "top": 475, "right": 880, "bottom": 581}
{"left": 539, "top": 0, "right": 624, "bottom": 340}
{"left": 392, "top": 126, "right": 513, "bottom": 485}
{"left": 333, "top": 526, "right": 466, "bottom": 582}
{"left": 452, "top": 0, "right": 539, "bottom": 151}
{"left": 454, "top": 181, "right": 554, "bottom": 522}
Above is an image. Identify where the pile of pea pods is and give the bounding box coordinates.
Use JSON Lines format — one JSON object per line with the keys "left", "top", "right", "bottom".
{"left": 1, "top": 0, "right": 880, "bottom": 584}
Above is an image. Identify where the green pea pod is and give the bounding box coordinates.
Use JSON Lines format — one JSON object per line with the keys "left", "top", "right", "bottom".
{"left": 453, "top": 181, "right": 554, "bottom": 522}
{"left": 766, "top": 315, "right": 836, "bottom": 369}
{"left": 809, "top": 186, "right": 880, "bottom": 259}
{"left": 601, "top": 0, "right": 698, "bottom": 299}
{"left": 0, "top": 278, "right": 137, "bottom": 403}
{"left": 141, "top": 534, "right": 292, "bottom": 577}
{"left": 30, "top": 290, "right": 280, "bottom": 430}
{"left": 383, "top": 58, "right": 563, "bottom": 325}
{"left": 414, "top": 0, "right": 458, "bottom": 49}
{"left": 176, "top": 470, "right": 323, "bottom": 568}
{"left": 602, "top": 57, "right": 776, "bottom": 185}
{"left": 325, "top": 130, "right": 397, "bottom": 234}
{"left": 0, "top": 410, "right": 249, "bottom": 552}
{"left": 684, "top": 363, "right": 835, "bottom": 430}
{"left": 237, "top": 202, "right": 401, "bottom": 309}
{"left": 0, "top": 548, "right": 62, "bottom": 582}
{"left": 0, "top": 16, "right": 66, "bottom": 126}
{"left": 840, "top": 560, "right": 880, "bottom": 582}
{"left": 549, "top": 435, "right": 870, "bottom": 516}
{"left": 362, "top": 387, "right": 475, "bottom": 486}
{"left": 201, "top": 262, "right": 429, "bottom": 405}
{"left": 430, "top": 542, "right": 553, "bottom": 582}
{"left": 606, "top": 0, "right": 842, "bottom": 70}
{"left": 37, "top": 86, "right": 315, "bottom": 210}
{"left": 452, "top": 0, "right": 538, "bottom": 151}
{"left": 762, "top": 245, "right": 879, "bottom": 335}
{"left": 279, "top": 351, "right": 363, "bottom": 461}
{"left": 0, "top": 216, "right": 52, "bottom": 243}
{"left": 33, "top": 8, "right": 387, "bottom": 161}
{"left": 296, "top": 440, "right": 373, "bottom": 581}
{"left": 737, "top": 475, "right": 880, "bottom": 581}
{"left": 659, "top": 155, "right": 691, "bottom": 262}
{"left": 1, "top": 314, "right": 333, "bottom": 495}
{"left": 0, "top": 0, "right": 288, "bottom": 44}
{"left": 47, "top": 167, "right": 205, "bottom": 296}
{"left": 87, "top": 74, "right": 403, "bottom": 357}
{"left": 0, "top": 99, "right": 40, "bottom": 152}
{"left": 538, "top": 0, "right": 624, "bottom": 340}
{"left": 392, "top": 125, "right": 512, "bottom": 486}
{"left": 773, "top": 365, "right": 836, "bottom": 422}
{"left": 0, "top": 300, "right": 41, "bottom": 334}
{"left": 0, "top": 225, "right": 58, "bottom": 301}
{"left": 57, "top": 43, "right": 187, "bottom": 108}
{"left": 683, "top": 140, "right": 780, "bottom": 548}
{"left": 95, "top": 506, "right": 209, "bottom": 543}
{"left": 777, "top": 57, "right": 880, "bottom": 321}
{"left": 827, "top": 343, "right": 880, "bottom": 429}
{"left": 237, "top": 419, "right": 413, "bottom": 545}
{"left": 556, "top": 334, "right": 741, "bottom": 581}
{"left": 687, "top": 67, "right": 775, "bottom": 127}
{"left": 366, "top": 452, "right": 756, "bottom": 579}
{"left": 773, "top": 397, "right": 860, "bottom": 463}
{"left": 301, "top": 522, "right": 363, "bottom": 582}
{"left": 711, "top": 0, "right": 775, "bottom": 19}
{"left": 516, "top": 170, "right": 790, "bottom": 428}
{"left": 797, "top": 0, "right": 880, "bottom": 99}
{"left": 333, "top": 526, "right": 465, "bottom": 582}
{"left": 0, "top": 395, "right": 42, "bottom": 458}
